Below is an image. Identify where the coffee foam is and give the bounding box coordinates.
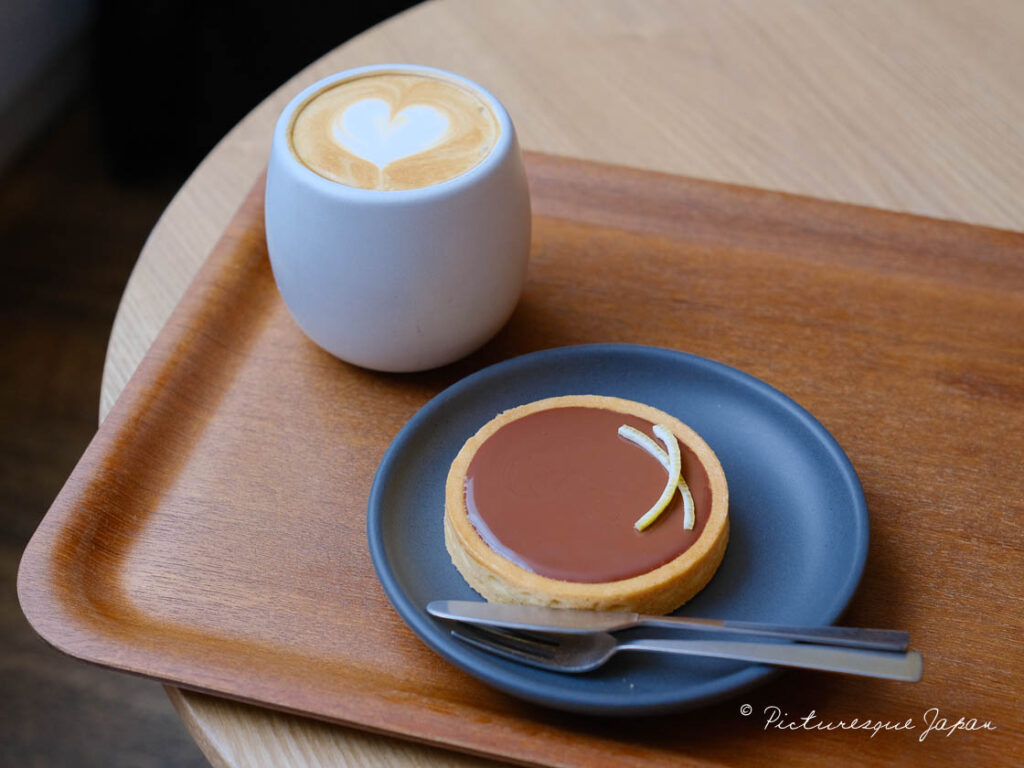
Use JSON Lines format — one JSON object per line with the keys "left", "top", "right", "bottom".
{"left": 289, "top": 72, "right": 501, "bottom": 191}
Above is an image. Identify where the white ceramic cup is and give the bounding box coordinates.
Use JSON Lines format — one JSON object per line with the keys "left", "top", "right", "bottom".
{"left": 265, "top": 64, "right": 531, "bottom": 372}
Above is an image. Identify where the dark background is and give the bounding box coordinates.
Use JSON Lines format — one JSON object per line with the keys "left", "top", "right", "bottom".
{"left": 96, "top": 1, "right": 418, "bottom": 181}
{"left": 2, "top": 2, "right": 415, "bottom": 765}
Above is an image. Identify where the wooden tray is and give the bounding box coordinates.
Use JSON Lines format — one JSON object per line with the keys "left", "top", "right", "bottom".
{"left": 19, "top": 153, "right": 1023, "bottom": 765}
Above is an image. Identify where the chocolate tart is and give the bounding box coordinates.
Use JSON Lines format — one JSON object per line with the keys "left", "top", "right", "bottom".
{"left": 444, "top": 395, "right": 729, "bottom": 615}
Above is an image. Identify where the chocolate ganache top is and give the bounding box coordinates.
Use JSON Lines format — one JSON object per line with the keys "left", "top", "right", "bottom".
{"left": 464, "top": 406, "right": 711, "bottom": 583}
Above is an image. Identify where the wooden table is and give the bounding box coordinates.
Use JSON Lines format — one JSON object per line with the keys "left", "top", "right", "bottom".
{"left": 99, "top": 1, "right": 1023, "bottom": 765}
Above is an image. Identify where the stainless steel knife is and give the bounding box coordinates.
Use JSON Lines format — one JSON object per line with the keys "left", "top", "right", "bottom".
{"left": 427, "top": 600, "right": 910, "bottom": 652}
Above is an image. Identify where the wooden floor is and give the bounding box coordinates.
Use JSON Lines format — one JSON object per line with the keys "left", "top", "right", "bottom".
{"left": 1, "top": 101, "right": 207, "bottom": 767}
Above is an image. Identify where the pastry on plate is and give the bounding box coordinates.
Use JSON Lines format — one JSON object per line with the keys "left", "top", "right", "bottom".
{"left": 444, "top": 395, "right": 729, "bottom": 615}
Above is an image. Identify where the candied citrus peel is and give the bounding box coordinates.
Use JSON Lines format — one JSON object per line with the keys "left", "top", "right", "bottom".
{"left": 619, "top": 423, "right": 696, "bottom": 531}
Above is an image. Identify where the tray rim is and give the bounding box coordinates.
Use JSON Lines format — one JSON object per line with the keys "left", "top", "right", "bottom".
{"left": 16, "top": 151, "right": 1024, "bottom": 766}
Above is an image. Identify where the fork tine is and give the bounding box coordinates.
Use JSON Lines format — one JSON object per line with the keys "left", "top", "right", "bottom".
{"left": 451, "top": 625, "right": 558, "bottom": 666}
{"left": 479, "top": 626, "right": 562, "bottom": 648}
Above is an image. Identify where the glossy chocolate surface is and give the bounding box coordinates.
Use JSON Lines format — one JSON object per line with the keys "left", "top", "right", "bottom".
{"left": 465, "top": 407, "right": 711, "bottom": 582}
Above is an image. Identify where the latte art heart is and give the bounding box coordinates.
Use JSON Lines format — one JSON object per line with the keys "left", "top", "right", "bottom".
{"left": 290, "top": 71, "right": 500, "bottom": 191}
{"left": 332, "top": 99, "right": 450, "bottom": 168}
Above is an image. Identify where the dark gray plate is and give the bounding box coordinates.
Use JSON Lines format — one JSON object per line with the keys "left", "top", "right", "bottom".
{"left": 367, "top": 344, "right": 868, "bottom": 715}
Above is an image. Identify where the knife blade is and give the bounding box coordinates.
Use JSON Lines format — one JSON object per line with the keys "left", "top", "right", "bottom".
{"left": 427, "top": 600, "right": 910, "bottom": 652}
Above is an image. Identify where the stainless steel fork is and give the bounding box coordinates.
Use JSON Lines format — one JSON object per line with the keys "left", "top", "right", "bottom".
{"left": 452, "top": 625, "right": 923, "bottom": 681}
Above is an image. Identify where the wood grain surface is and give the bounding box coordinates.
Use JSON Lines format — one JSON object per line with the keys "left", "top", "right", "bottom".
{"left": 93, "top": 0, "right": 1024, "bottom": 765}
{"left": 22, "top": 153, "right": 1024, "bottom": 767}
{"left": 101, "top": 0, "right": 1024, "bottom": 419}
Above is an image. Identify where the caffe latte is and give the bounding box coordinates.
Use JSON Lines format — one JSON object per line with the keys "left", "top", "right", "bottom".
{"left": 289, "top": 71, "right": 501, "bottom": 191}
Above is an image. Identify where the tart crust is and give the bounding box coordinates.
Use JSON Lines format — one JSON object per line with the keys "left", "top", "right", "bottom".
{"left": 444, "top": 395, "right": 729, "bottom": 615}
